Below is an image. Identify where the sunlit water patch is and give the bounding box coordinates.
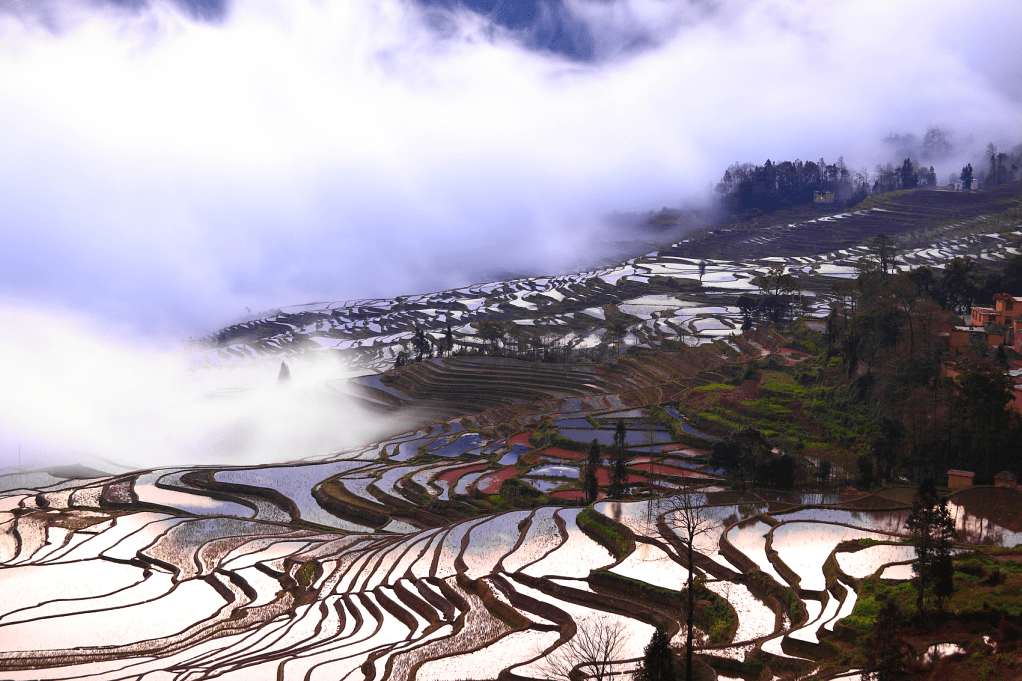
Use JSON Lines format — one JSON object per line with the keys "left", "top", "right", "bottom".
{"left": 705, "top": 580, "right": 776, "bottom": 643}
{"left": 770, "top": 522, "right": 889, "bottom": 590}
{"left": 215, "top": 460, "right": 371, "bottom": 530}
{"left": 522, "top": 509, "right": 614, "bottom": 578}
{"left": 835, "top": 543, "right": 916, "bottom": 579}
{"left": 610, "top": 541, "right": 688, "bottom": 589}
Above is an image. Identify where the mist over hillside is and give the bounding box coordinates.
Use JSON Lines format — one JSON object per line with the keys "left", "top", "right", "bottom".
{"left": 0, "top": 0, "right": 1019, "bottom": 338}
{"left": 0, "top": 0, "right": 1020, "bottom": 474}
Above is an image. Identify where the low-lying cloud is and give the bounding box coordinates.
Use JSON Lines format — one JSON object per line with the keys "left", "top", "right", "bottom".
{"left": 0, "top": 0, "right": 1019, "bottom": 467}
{"left": 1, "top": 0, "right": 1019, "bottom": 336}
{"left": 0, "top": 303, "right": 396, "bottom": 473}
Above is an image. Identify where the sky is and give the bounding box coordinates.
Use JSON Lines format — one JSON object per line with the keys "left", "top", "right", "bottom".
{"left": 1, "top": 0, "right": 1019, "bottom": 337}
{"left": 0, "top": 0, "right": 1019, "bottom": 470}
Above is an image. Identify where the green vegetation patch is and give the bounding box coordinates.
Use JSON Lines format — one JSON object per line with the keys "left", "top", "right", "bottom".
{"left": 498, "top": 478, "right": 551, "bottom": 509}
{"left": 577, "top": 508, "right": 636, "bottom": 560}
{"left": 846, "top": 553, "right": 1022, "bottom": 634}
{"left": 589, "top": 570, "right": 736, "bottom": 644}
{"left": 760, "top": 379, "right": 807, "bottom": 401}
{"left": 695, "top": 383, "right": 736, "bottom": 392}
{"left": 842, "top": 579, "right": 915, "bottom": 632}
{"left": 739, "top": 399, "right": 793, "bottom": 415}
{"left": 696, "top": 410, "right": 742, "bottom": 431}
{"left": 295, "top": 561, "right": 318, "bottom": 589}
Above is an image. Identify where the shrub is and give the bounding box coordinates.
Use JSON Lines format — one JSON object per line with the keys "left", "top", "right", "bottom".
{"left": 499, "top": 478, "right": 547, "bottom": 508}
{"left": 577, "top": 508, "right": 635, "bottom": 560}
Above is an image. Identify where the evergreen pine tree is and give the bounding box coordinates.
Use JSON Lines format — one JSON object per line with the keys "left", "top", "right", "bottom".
{"left": 412, "top": 326, "right": 431, "bottom": 361}
{"left": 960, "top": 163, "right": 974, "bottom": 190}
{"left": 865, "top": 597, "right": 911, "bottom": 681}
{"left": 635, "top": 627, "right": 675, "bottom": 681}
{"left": 906, "top": 477, "right": 957, "bottom": 613}
{"left": 277, "top": 361, "right": 291, "bottom": 383}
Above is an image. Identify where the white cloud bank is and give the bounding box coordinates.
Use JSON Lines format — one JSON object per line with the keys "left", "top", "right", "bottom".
{"left": 0, "top": 0, "right": 1018, "bottom": 335}
{"left": 0, "top": 0, "right": 1018, "bottom": 468}
{"left": 0, "top": 304, "right": 394, "bottom": 471}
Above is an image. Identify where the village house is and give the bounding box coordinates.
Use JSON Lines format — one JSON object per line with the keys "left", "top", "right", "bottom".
{"left": 947, "top": 323, "right": 997, "bottom": 354}
{"left": 947, "top": 469, "right": 975, "bottom": 488}
{"left": 994, "top": 470, "right": 1018, "bottom": 490}
{"left": 949, "top": 293, "right": 1022, "bottom": 355}
{"left": 944, "top": 294, "right": 1022, "bottom": 413}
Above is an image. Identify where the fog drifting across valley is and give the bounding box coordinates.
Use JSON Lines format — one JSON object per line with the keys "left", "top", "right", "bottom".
{"left": 0, "top": 0, "right": 1019, "bottom": 337}
{"left": 0, "top": 0, "right": 1019, "bottom": 468}
{"left": 0, "top": 303, "right": 396, "bottom": 473}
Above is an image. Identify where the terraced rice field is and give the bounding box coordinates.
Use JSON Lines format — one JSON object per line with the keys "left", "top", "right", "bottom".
{"left": 4, "top": 448, "right": 1017, "bottom": 681}
{"left": 194, "top": 184, "right": 1022, "bottom": 380}
{"left": 4, "top": 185, "right": 1021, "bottom": 679}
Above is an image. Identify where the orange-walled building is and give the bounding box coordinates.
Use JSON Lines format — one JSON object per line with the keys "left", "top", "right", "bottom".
{"left": 950, "top": 294, "right": 1022, "bottom": 356}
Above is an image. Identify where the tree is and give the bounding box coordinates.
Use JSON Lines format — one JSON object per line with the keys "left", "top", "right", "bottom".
{"left": 856, "top": 455, "right": 876, "bottom": 489}
{"left": 444, "top": 324, "right": 454, "bottom": 356}
{"left": 955, "top": 365, "right": 1014, "bottom": 479}
{"left": 411, "top": 325, "right": 432, "bottom": 361}
{"left": 477, "top": 320, "right": 506, "bottom": 354}
{"left": 635, "top": 627, "right": 676, "bottom": 681}
{"left": 583, "top": 439, "right": 601, "bottom": 503}
{"left": 710, "top": 426, "right": 782, "bottom": 487}
{"left": 538, "top": 615, "right": 628, "bottom": 681}
{"left": 866, "top": 233, "right": 898, "bottom": 277}
{"left": 899, "top": 158, "right": 917, "bottom": 189}
{"left": 864, "top": 597, "right": 912, "bottom": 681}
{"left": 960, "top": 163, "right": 974, "bottom": 190}
{"left": 905, "top": 478, "right": 957, "bottom": 613}
{"left": 609, "top": 421, "right": 628, "bottom": 499}
{"left": 987, "top": 143, "right": 998, "bottom": 186}
{"left": 997, "top": 152, "right": 1010, "bottom": 185}
{"left": 754, "top": 264, "right": 797, "bottom": 297}
{"left": 938, "top": 257, "right": 981, "bottom": 313}
{"left": 922, "top": 126, "right": 952, "bottom": 161}
{"left": 664, "top": 488, "right": 720, "bottom": 681}
{"left": 752, "top": 264, "right": 802, "bottom": 325}
{"left": 817, "top": 459, "right": 833, "bottom": 485}
{"left": 607, "top": 321, "right": 628, "bottom": 347}
{"left": 871, "top": 416, "right": 906, "bottom": 485}
{"left": 933, "top": 547, "right": 955, "bottom": 612}
{"left": 277, "top": 361, "right": 291, "bottom": 383}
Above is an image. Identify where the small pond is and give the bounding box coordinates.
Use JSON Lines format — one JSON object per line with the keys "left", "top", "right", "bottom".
{"left": 428, "top": 433, "right": 488, "bottom": 458}
{"left": 523, "top": 478, "right": 566, "bottom": 493}
{"left": 498, "top": 444, "right": 531, "bottom": 466}
{"left": 527, "top": 465, "right": 579, "bottom": 479}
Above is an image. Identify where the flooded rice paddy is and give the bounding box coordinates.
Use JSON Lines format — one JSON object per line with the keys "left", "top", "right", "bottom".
{"left": 3, "top": 453, "right": 1016, "bottom": 681}
{"left": 7, "top": 291, "right": 1022, "bottom": 681}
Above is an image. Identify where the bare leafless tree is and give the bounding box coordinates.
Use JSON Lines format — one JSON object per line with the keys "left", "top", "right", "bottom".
{"left": 662, "top": 487, "right": 721, "bottom": 681}
{"left": 537, "top": 615, "right": 629, "bottom": 681}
